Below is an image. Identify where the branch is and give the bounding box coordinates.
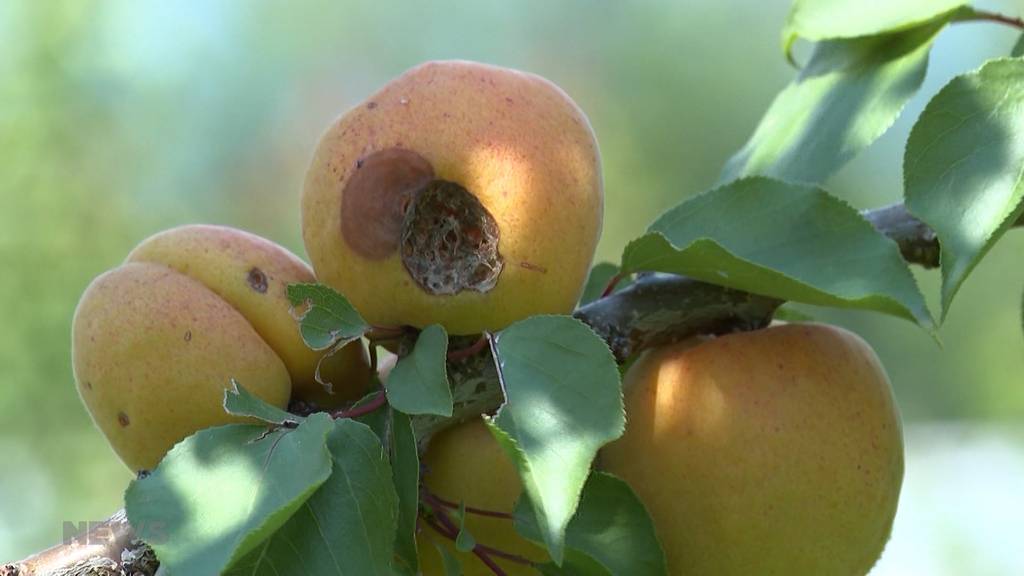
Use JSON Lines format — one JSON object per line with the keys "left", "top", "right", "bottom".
{"left": 7, "top": 202, "right": 1019, "bottom": 573}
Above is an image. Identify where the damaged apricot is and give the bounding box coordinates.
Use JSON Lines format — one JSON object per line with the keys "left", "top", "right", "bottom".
{"left": 302, "top": 60, "right": 603, "bottom": 334}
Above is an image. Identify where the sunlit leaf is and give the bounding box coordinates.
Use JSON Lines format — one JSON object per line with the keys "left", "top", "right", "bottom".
{"left": 225, "top": 419, "right": 398, "bottom": 576}
{"left": 904, "top": 58, "right": 1024, "bottom": 317}
{"left": 286, "top": 283, "right": 369, "bottom": 350}
{"left": 783, "top": 0, "right": 964, "bottom": 48}
{"left": 125, "top": 413, "right": 334, "bottom": 576}
{"left": 723, "top": 20, "right": 944, "bottom": 185}
{"left": 488, "top": 316, "right": 625, "bottom": 564}
{"left": 622, "top": 177, "right": 933, "bottom": 327}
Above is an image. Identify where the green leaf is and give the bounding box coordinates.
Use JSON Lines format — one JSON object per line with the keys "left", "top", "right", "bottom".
{"left": 223, "top": 380, "right": 301, "bottom": 426}
{"left": 391, "top": 411, "right": 420, "bottom": 575}
{"left": 622, "top": 177, "right": 933, "bottom": 328}
{"left": 286, "top": 283, "right": 369, "bottom": 350}
{"left": 1013, "top": 33, "right": 1024, "bottom": 58}
{"left": 125, "top": 413, "right": 334, "bottom": 576}
{"left": 904, "top": 58, "right": 1024, "bottom": 317}
{"left": 515, "top": 472, "right": 667, "bottom": 576}
{"left": 225, "top": 419, "right": 399, "bottom": 576}
{"left": 353, "top": 391, "right": 390, "bottom": 442}
{"left": 783, "top": 0, "right": 964, "bottom": 46}
{"left": 578, "top": 263, "right": 620, "bottom": 306}
{"left": 454, "top": 502, "right": 477, "bottom": 553}
{"left": 772, "top": 304, "right": 818, "bottom": 323}
{"left": 722, "top": 20, "right": 944, "bottom": 185}
{"left": 488, "top": 316, "right": 625, "bottom": 564}
{"left": 385, "top": 324, "right": 453, "bottom": 416}
{"left": 433, "top": 541, "right": 463, "bottom": 576}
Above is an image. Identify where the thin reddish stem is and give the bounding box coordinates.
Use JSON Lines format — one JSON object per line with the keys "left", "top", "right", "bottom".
{"left": 421, "top": 498, "right": 534, "bottom": 574}
{"left": 332, "top": 391, "right": 387, "bottom": 419}
{"left": 423, "top": 491, "right": 514, "bottom": 519}
{"left": 447, "top": 335, "right": 489, "bottom": 362}
{"left": 600, "top": 273, "right": 625, "bottom": 299}
{"left": 958, "top": 9, "right": 1024, "bottom": 29}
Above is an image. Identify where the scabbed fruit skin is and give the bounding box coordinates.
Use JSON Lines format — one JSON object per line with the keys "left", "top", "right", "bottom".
{"left": 600, "top": 323, "right": 904, "bottom": 576}
{"left": 72, "top": 225, "right": 372, "bottom": 471}
{"left": 417, "top": 419, "right": 548, "bottom": 576}
{"left": 302, "top": 60, "right": 603, "bottom": 334}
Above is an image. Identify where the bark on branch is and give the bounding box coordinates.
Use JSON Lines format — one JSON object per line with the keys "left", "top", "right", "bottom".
{"left": 5, "top": 202, "right": 1015, "bottom": 575}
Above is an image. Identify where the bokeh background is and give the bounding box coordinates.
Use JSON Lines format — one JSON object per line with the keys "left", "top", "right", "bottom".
{"left": 1, "top": 0, "right": 1022, "bottom": 572}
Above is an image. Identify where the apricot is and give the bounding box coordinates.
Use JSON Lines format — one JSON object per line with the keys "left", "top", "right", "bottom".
{"left": 418, "top": 419, "right": 548, "bottom": 575}
{"left": 126, "top": 225, "right": 371, "bottom": 408}
{"left": 72, "top": 226, "right": 371, "bottom": 470}
{"left": 600, "top": 323, "right": 904, "bottom": 575}
{"left": 302, "top": 60, "right": 603, "bottom": 334}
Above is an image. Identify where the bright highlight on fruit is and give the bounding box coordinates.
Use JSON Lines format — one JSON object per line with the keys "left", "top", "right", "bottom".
{"left": 302, "top": 60, "right": 604, "bottom": 334}
{"left": 601, "top": 323, "right": 904, "bottom": 575}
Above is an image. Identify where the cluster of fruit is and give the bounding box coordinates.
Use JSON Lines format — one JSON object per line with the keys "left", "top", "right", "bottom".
{"left": 72, "top": 60, "right": 902, "bottom": 575}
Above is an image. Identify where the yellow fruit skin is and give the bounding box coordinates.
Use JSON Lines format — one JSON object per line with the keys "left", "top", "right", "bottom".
{"left": 302, "top": 60, "right": 603, "bottom": 334}
{"left": 72, "top": 263, "right": 292, "bottom": 471}
{"left": 418, "top": 419, "right": 548, "bottom": 576}
{"left": 126, "top": 224, "right": 371, "bottom": 408}
{"left": 600, "top": 323, "right": 904, "bottom": 576}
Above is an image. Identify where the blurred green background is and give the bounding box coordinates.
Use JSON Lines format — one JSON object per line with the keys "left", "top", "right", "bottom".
{"left": 1, "top": 0, "right": 1022, "bottom": 571}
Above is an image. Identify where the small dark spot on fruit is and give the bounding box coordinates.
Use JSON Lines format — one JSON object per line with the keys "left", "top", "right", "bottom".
{"left": 356, "top": 159, "right": 364, "bottom": 169}
{"left": 118, "top": 412, "right": 130, "bottom": 427}
{"left": 505, "top": 97, "right": 514, "bottom": 104}
{"left": 85, "top": 381, "right": 93, "bottom": 391}
{"left": 247, "top": 267, "right": 268, "bottom": 293}
{"left": 367, "top": 101, "right": 378, "bottom": 109}
{"left": 184, "top": 330, "right": 192, "bottom": 342}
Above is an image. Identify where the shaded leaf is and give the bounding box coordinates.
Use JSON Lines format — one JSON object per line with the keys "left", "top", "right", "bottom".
{"left": 454, "top": 502, "right": 476, "bottom": 553}
{"left": 578, "top": 263, "right": 620, "bottom": 306}
{"left": 391, "top": 411, "right": 421, "bottom": 575}
{"left": 225, "top": 419, "right": 398, "bottom": 576}
{"left": 125, "top": 413, "right": 334, "bottom": 576}
{"left": 1013, "top": 33, "right": 1024, "bottom": 58}
{"left": 434, "top": 541, "right": 463, "bottom": 576}
{"left": 488, "top": 316, "right": 625, "bottom": 564}
{"left": 223, "top": 379, "right": 301, "bottom": 426}
{"left": 904, "top": 58, "right": 1024, "bottom": 316}
{"left": 723, "top": 21, "right": 944, "bottom": 185}
{"left": 386, "top": 324, "right": 453, "bottom": 416}
{"left": 622, "top": 177, "right": 933, "bottom": 327}
{"left": 286, "top": 283, "right": 368, "bottom": 350}
{"left": 515, "top": 472, "right": 667, "bottom": 576}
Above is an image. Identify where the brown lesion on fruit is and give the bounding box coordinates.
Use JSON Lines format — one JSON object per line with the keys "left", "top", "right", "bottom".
{"left": 247, "top": 267, "right": 268, "bottom": 293}
{"left": 340, "top": 148, "right": 435, "bottom": 259}
{"left": 117, "top": 412, "right": 131, "bottom": 427}
{"left": 400, "top": 180, "right": 503, "bottom": 295}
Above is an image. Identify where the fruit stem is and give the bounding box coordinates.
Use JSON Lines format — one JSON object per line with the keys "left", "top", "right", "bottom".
{"left": 332, "top": 391, "right": 387, "bottom": 419}
{"left": 447, "top": 335, "right": 490, "bottom": 362}
{"left": 955, "top": 8, "right": 1024, "bottom": 29}
{"left": 366, "top": 325, "right": 407, "bottom": 341}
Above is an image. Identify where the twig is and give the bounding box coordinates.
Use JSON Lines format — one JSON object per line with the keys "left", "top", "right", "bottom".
{"left": 9, "top": 202, "right": 1023, "bottom": 574}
